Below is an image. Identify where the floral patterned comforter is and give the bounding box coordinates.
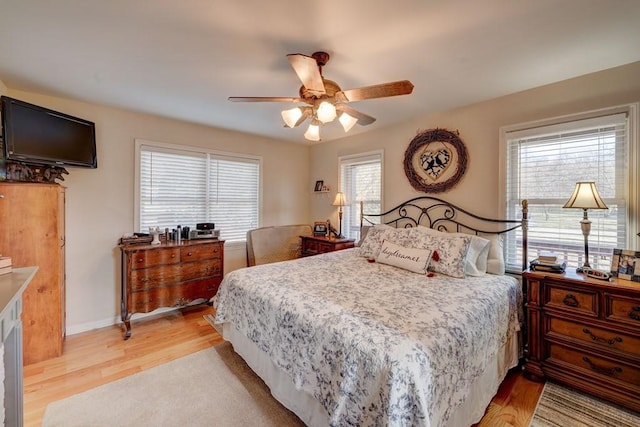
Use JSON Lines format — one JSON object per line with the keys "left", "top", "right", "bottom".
{"left": 213, "top": 248, "right": 521, "bottom": 427}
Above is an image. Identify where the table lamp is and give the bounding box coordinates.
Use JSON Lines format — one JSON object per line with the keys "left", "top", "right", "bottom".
{"left": 332, "top": 192, "right": 346, "bottom": 238}
{"left": 563, "top": 181, "right": 608, "bottom": 272}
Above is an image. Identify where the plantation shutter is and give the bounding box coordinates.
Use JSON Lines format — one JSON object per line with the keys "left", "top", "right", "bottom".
{"left": 339, "top": 151, "right": 383, "bottom": 240}
{"left": 504, "top": 112, "right": 628, "bottom": 271}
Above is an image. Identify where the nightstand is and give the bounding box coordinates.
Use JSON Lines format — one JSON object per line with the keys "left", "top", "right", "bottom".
{"left": 300, "top": 235, "right": 355, "bottom": 257}
{"left": 522, "top": 269, "right": 640, "bottom": 412}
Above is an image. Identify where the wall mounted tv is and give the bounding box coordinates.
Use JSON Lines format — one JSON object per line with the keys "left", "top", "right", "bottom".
{"left": 1, "top": 96, "right": 97, "bottom": 168}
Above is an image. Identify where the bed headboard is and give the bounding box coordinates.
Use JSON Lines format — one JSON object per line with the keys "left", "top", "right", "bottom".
{"left": 360, "top": 196, "right": 529, "bottom": 271}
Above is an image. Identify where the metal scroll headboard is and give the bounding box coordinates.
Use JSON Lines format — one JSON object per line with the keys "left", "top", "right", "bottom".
{"left": 360, "top": 196, "right": 529, "bottom": 271}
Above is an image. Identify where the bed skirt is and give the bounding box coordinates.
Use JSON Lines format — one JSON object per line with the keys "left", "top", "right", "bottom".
{"left": 217, "top": 322, "right": 520, "bottom": 427}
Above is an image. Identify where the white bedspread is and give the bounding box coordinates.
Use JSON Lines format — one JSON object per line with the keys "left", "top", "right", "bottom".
{"left": 213, "top": 248, "right": 521, "bottom": 427}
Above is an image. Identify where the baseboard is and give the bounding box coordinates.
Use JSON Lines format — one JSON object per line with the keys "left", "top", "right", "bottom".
{"left": 65, "top": 306, "right": 180, "bottom": 336}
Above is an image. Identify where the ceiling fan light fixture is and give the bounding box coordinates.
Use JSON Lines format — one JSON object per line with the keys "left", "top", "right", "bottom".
{"left": 304, "top": 120, "right": 321, "bottom": 141}
{"left": 338, "top": 112, "right": 358, "bottom": 132}
{"left": 281, "top": 107, "right": 303, "bottom": 128}
{"left": 316, "top": 100, "right": 337, "bottom": 123}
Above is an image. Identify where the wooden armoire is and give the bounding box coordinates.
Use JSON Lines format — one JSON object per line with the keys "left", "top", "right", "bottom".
{"left": 0, "top": 182, "right": 65, "bottom": 365}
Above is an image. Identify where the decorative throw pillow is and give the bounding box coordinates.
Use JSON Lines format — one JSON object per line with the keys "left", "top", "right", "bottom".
{"left": 415, "top": 226, "right": 489, "bottom": 276}
{"left": 358, "top": 225, "right": 414, "bottom": 258}
{"left": 376, "top": 240, "right": 432, "bottom": 274}
{"left": 358, "top": 224, "right": 394, "bottom": 258}
{"left": 409, "top": 229, "right": 471, "bottom": 278}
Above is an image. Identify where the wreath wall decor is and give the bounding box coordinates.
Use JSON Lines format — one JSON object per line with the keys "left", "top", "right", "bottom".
{"left": 403, "top": 128, "right": 468, "bottom": 193}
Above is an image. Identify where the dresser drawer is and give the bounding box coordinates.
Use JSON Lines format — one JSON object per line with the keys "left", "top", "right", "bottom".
{"left": 181, "top": 243, "right": 222, "bottom": 262}
{"left": 131, "top": 279, "right": 219, "bottom": 313}
{"left": 129, "top": 265, "right": 181, "bottom": 291}
{"left": 181, "top": 259, "right": 223, "bottom": 281}
{"left": 317, "top": 242, "right": 334, "bottom": 253}
{"left": 129, "top": 248, "right": 180, "bottom": 269}
{"left": 605, "top": 293, "right": 640, "bottom": 327}
{"left": 303, "top": 239, "right": 319, "bottom": 254}
{"left": 548, "top": 343, "right": 640, "bottom": 388}
{"left": 545, "top": 283, "right": 598, "bottom": 317}
{"left": 547, "top": 317, "right": 639, "bottom": 357}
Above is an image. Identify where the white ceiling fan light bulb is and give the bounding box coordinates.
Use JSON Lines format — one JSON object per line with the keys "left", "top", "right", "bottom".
{"left": 304, "top": 122, "right": 321, "bottom": 141}
{"left": 338, "top": 112, "right": 358, "bottom": 132}
{"left": 316, "top": 101, "right": 337, "bottom": 123}
{"left": 281, "top": 107, "right": 303, "bottom": 128}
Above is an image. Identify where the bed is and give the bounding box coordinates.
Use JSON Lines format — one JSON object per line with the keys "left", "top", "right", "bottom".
{"left": 213, "top": 196, "right": 529, "bottom": 427}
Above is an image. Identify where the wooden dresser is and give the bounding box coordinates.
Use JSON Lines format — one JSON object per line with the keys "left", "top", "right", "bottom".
{"left": 523, "top": 269, "right": 640, "bottom": 412}
{"left": 120, "top": 239, "right": 224, "bottom": 339}
{"left": 300, "top": 235, "right": 355, "bottom": 257}
{"left": 0, "top": 182, "right": 66, "bottom": 365}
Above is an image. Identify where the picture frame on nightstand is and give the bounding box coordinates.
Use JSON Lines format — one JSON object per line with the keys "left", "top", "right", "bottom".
{"left": 313, "top": 221, "right": 328, "bottom": 236}
{"left": 610, "top": 248, "right": 640, "bottom": 282}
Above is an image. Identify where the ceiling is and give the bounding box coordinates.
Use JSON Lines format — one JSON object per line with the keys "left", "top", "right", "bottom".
{"left": 1, "top": 1, "right": 640, "bottom": 143}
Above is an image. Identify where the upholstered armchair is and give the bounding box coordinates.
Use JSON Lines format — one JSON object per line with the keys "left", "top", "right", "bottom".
{"left": 246, "top": 224, "right": 313, "bottom": 266}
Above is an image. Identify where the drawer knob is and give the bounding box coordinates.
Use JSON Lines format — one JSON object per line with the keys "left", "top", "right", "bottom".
{"left": 171, "top": 254, "right": 176, "bottom": 258}
{"left": 187, "top": 252, "right": 192, "bottom": 256}
{"left": 562, "top": 294, "right": 579, "bottom": 307}
{"left": 582, "top": 356, "right": 622, "bottom": 377}
{"left": 137, "top": 258, "right": 143, "bottom": 263}
{"left": 629, "top": 306, "right": 640, "bottom": 321}
{"left": 582, "top": 328, "right": 622, "bottom": 346}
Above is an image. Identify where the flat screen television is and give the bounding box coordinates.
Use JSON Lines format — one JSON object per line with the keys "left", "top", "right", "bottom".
{"left": 1, "top": 96, "right": 97, "bottom": 168}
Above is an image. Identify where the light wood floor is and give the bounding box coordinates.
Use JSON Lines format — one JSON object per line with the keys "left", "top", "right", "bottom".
{"left": 23, "top": 305, "right": 544, "bottom": 426}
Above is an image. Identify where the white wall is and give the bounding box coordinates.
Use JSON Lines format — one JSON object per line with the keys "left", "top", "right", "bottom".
{"left": 5, "top": 89, "right": 310, "bottom": 334}
{"left": 311, "top": 61, "right": 640, "bottom": 226}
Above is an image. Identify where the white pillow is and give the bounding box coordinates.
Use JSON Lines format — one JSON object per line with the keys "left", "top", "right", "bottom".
{"left": 409, "top": 229, "right": 471, "bottom": 278}
{"left": 376, "top": 240, "right": 432, "bottom": 274}
{"left": 480, "top": 233, "right": 505, "bottom": 275}
{"left": 358, "top": 224, "right": 414, "bottom": 258}
{"left": 416, "top": 226, "right": 490, "bottom": 276}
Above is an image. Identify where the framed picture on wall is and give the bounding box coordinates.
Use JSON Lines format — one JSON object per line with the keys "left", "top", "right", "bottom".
{"left": 611, "top": 248, "right": 640, "bottom": 282}
{"left": 314, "top": 180, "right": 324, "bottom": 192}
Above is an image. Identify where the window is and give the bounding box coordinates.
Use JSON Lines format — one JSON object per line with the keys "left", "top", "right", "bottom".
{"left": 501, "top": 104, "right": 638, "bottom": 272}
{"left": 135, "top": 139, "right": 261, "bottom": 243}
{"left": 339, "top": 151, "right": 383, "bottom": 240}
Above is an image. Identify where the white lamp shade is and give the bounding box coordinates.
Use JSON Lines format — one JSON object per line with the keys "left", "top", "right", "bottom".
{"left": 338, "top": 112, "right": 358, "bottom": 132}
{"left": 304, "top": 122, "right": 321, "bottom": 141}
{"left": 316, "top": 101, "right": 337, "bottom": 123}
{"left": 563, "top": 182, "right": 608, "bottom": 209}
{"left": 332, "top": 192, "right": 346, "bottom": 206}
{"left": 281, "top": 107, "right": 303, "bottom": 128}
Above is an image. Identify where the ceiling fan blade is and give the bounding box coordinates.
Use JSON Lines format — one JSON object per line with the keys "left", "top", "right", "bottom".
{"left": 336, "top": 80, "right": 414, "bottom": 103}
{"left": 228, "top": 96, "right": 304, "bottom": 102}
{"left": 336, "top": 104, "right": 376, "bottom": 126}
{"left": 287, "top": 54, "right": 326, "bottom": 96}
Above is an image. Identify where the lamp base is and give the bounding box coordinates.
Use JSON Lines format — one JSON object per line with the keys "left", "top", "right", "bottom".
{"left": 576, "top": 265, "right": 590, "bottom": 273}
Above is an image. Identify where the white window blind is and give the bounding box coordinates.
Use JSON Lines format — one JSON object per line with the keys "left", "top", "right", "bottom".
{"left": 137, "top": 141, "right": 260, "bottom": 242}
{"left": 339, "top": 151, "right": 383, "bottom": 240}
{"left": 504, "top": 110, "right": 631, "bottom": 271}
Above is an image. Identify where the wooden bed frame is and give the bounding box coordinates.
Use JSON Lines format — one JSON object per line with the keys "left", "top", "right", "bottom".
{"left": 360, "top": 196, "right": 529, "bottom": 271}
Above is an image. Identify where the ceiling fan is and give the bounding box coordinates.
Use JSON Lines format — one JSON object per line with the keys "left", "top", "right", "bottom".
{"left": 228, "top": 51, "right": 414, "bottom": 141}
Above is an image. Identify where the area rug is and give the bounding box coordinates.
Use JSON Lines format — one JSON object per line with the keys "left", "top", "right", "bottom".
{"left": 42, "top": 342, "right": 304, "bottom": 427}
{"left": 529, "top": 381, "right": 640, "bottom": 427}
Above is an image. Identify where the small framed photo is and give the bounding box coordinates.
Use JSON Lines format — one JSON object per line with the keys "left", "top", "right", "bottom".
{"left": 314, "top": 180, "right": 324, "bottom": 192}
{"left": 313, "top": 221, "right": 328, "bottom": 236}
{"left": 611, "top": 248, "right": 640, "bottom": 282}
